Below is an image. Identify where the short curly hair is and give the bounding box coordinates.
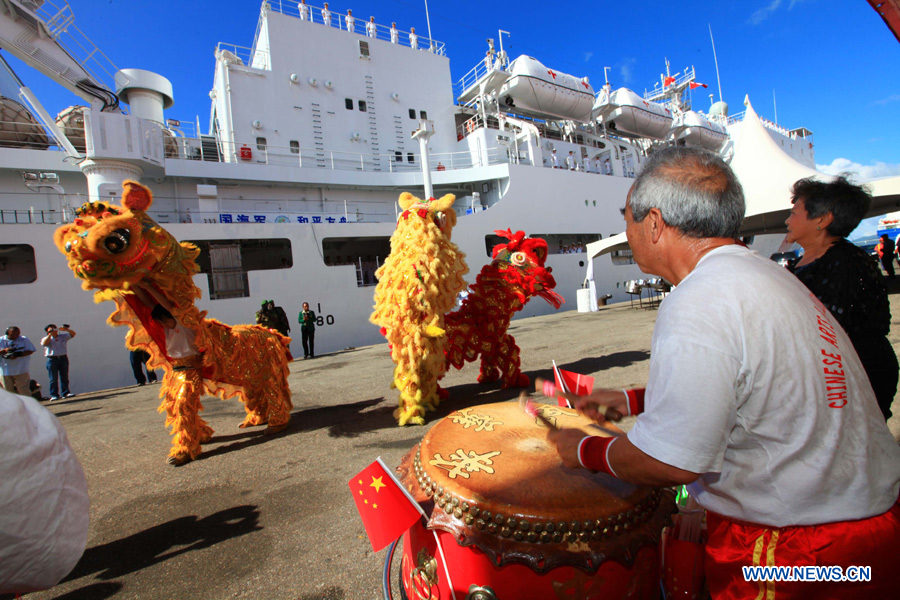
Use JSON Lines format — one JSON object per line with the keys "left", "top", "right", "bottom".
{"left": 790, "top": 174, "right": 871, "bottom": 238}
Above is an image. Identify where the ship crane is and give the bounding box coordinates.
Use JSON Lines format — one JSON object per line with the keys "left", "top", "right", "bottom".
{"left": 0, "top": 0, "right": 120, "bottom": 156}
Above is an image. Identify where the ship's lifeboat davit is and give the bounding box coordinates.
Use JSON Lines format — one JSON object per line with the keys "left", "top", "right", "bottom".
{"left": 593, "top": 87, "right": 673, "bottom": 140}
{"left": 498, "top": 56, "right": 594, "bottom": 122}
{"left": 670, "top": 110, "right": 728, "bottom": 151}
{"left": 0, "top": 97, "right": 50, "bottom": 149}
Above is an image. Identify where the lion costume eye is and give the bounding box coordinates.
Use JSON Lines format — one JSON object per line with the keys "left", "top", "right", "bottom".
{"left": 510, "top": 251, "right": 526, "bottom": 266}
{"left": 434, "top": 212, "right": 447, "bottom": 229}
{"left": 103, "top": 229, "right": 131, "bottom": 254}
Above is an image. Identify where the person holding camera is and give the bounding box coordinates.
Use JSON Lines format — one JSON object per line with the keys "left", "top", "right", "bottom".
{"left": 0, "top": 326, "right": 36, "bottom": 396}
{"left": 41, "top": 324, "right": 76, "bottom": 400}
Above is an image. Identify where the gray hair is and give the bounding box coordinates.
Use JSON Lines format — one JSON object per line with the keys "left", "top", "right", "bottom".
{"left": 629, "top": 146, "right": 745, "bottom": 238}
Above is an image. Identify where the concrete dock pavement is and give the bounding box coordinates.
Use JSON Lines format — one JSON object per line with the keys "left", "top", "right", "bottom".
{"left": 12, "top": 293, "right": 900, "bottom": 599}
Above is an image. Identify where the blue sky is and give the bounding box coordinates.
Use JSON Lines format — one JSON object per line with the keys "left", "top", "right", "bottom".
{"left": 5, "top": 0, "right": 899, "bottom": 182}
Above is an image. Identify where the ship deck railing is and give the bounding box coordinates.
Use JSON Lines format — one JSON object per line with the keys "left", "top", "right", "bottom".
{"left": 169, "top": 136, "right": 510, "bottom": 172}
{"left": 264, "top": 1, "right": 445, "bottom": 55}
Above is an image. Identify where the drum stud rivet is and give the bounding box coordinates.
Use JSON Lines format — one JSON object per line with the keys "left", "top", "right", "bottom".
{"left": 533, "top": 523, "right": 543, "bottom": 533}
{"left": 567, "top": 532, "right": 577, "bottom": 542}
{"left": 437, "top": 486, "right": 444, "bottom": 497}
{"left": 425, "top": 487, "right": 433, "bottom": 497}
{"left": 493, "top": 513, "right": 504, "bottom": 525}
{"left": 450, "top": 497, "right": 459, "bottom": 507}
{"left": 518, "top": 520, "right": 529, "bottom": 531}
{"left": 465, "top": 515, "right": 474, "bottom": 525}
{"left": 557, "top": 522, "right": 567, "bottom": 533}
{"left": 461, "top": 502, "right": 469, "bottom": 513}
{"left": 545, "top": 522, "right": 554, "bottom": 532}
{"left": 506, "top": 517, "right": 517, "bottom": 528}
{"left": 488, "top": 523, "right": 498, "bottom": 534}
{"left": 454, "top": 508, "right": 463, "bottom": 519}
{"left": 527, "top": 531, "right": 537, "bottom": 542}
{"left": 623, "top": 522, "right": 631, "bottom": 532}
{"left": 475, "top": 519, "right": 485, "bottom": 530}
{"left": 541, "top": 531, "right": 551, "bottom": 543}
{"left": 603, "top": 526, "right": 610, "bottom": 536}
{"left": 552, "top": 533, "right": 563, "bottom": 543}
{"left": 481, "top": 511, "right": 491, "bottom": 521}
{"left": 500, "top": 526, "right": 511, "bottom": 537}
{"left": 569, "top": 521, "right": 580, "bottom": 532}
{"left": 582, "top": 520, "right": 592, "bottom": 532}
{"left": 614, "top": 525, "right": 621, "bottom": 534}
{"left": 591, "top": 529, "right": 603, "bottom": 541}
{"left": 578, "top": 531, "right": 589, "bottom": 541}
{"left": 514, "top": 532, "right": 524, "bottom": 541}
{"left": 470, "top": 506, "right": 480, "bottom": 517}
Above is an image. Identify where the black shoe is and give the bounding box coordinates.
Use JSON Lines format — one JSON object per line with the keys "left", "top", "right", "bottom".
{"left": 137, "top": 382, "right": 145, "bottom": 386}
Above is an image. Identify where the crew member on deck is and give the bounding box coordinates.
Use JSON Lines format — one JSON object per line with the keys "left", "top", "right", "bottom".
{"left": 345, "top": 9, "right": 354, "bottom": 33}
{"left": 366, "top": 16, "right": 376, "bottom": 38}
{"left": 321, "top": 2, "right": 331, "bottom": 26}
{"left": 546, "top": 147, "right": 900, "bottom": 599}
{"left": 298, "top": 0, "right": 308, "bottom": 21}
{"left": 409, "top": 27, "right": 418, "bottom": 50}
{"left": 390, "top": 22, "right": 399, "bottom": 43}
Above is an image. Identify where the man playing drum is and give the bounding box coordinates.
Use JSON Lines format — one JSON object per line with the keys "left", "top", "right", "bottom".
{"left": 547, "top": 146, "right": 900, "bottom": 598}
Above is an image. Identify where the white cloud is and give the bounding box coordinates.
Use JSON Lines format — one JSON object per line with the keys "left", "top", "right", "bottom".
{"left": 749, "top": 0, "right": 782, "bottom": 25}
{"left": 873, "top": 94, "right": 900, "bottom": 106}
{"left": 584, "top": 51, "right": 593, "bottom": 63}
{"left": 618, "top": 58, "right": 636, "bottom": 84}
{"left": 816, "top": 158, "right": 900, "bottom": 182}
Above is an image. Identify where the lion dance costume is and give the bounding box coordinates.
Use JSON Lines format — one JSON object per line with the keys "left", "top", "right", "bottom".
{"left": 54, "top": 181, "right": 293, "bottom": 465}
{"left": 444, "top": 229, "right": 563, "bottom": 388}
{"left": 370, "top": 193, "right": 468, "bottom": 426}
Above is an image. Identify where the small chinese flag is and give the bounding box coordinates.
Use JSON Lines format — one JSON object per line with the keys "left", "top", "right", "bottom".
{"left": 349, "top": 457, "right": 426, "bottom": 552}
{"left": 689, "top": 82, "right": 708, "bottom": 89}
{"left": 553, "top": 360, "right": 594, "bottom": 408}
{"left": 663, "top": 76, "right": 676, "bottom": 87}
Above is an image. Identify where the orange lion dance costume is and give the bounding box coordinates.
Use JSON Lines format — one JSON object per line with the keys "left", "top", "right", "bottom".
{"left": 54, "top": 181, "right": 292, "bottom": 465}
{"left": 370, "top": 193, "right": 468, "bottom": 426}
{"left": 444, "top": 229, "right": 563, "bottom": 388}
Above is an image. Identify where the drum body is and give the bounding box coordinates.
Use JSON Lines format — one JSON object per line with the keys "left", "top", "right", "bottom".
{"left": 397, "top": 402, "right": 676, "bottom": 600}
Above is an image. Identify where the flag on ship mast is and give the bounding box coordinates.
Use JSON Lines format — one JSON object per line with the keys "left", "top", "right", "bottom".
{"left": 689, "top": 82, "right": 709, "bottom": 90}
{"left": 349, "top": 457, "right": 425, "bottom": 551}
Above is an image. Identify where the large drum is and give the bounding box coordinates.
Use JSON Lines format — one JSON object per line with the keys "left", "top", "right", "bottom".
{"left": 396, "top": 401, "right": 676, "bottom": 599}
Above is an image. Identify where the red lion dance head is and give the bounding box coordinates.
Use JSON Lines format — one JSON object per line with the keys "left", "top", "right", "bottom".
{"left": 490, "top": 229, "right": 563, "bottom": 308}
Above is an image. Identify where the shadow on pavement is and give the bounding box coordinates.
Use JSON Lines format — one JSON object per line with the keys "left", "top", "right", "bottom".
{"left": 62, "top": 505, "right": 261, "bottom": 582}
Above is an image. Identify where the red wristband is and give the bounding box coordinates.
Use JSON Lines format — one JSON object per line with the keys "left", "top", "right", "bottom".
{"left": 577, "top": 435, "right": 619, "bottom": 478}
{"left": 623, "top": 388, "right": 645, "bottom": 416}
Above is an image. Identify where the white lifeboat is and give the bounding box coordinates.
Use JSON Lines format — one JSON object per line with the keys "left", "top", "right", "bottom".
{"left": 671, "top": 110, "right": 728, "bottom": 151}
{"left": 498, "top": 55, "right": 594, "bottom": 122}
{"left": 0, "top": 97, "right": 50, "bottom": 149}
{"left": 593, "top": 87, "right": 672, "bottom": 140}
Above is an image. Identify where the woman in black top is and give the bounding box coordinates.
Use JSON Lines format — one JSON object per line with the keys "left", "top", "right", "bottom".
{"left": 785, "top": 175, "right": 897, "bottom": 420}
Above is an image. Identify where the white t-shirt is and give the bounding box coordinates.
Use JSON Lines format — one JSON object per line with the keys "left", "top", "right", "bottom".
{"left": 0, "top": 389, "right": 89, "bottom": 594}
{"left": 628, "top": 244, "right": 900, "bottom": 526}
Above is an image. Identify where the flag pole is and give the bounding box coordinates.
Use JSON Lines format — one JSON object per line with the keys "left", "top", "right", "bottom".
{"left": 423, "top": 0, "right": 434, "bottom": 51}
{"left": 708, "top": 23, "right": 724, "bottom": 103}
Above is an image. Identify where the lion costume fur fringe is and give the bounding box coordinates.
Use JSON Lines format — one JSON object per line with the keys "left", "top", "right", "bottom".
{"left": 369, "top": 193, "right": 468, "bottom": 425}
{"left": 53, "top": 181, "right": 293, "bottom": 462}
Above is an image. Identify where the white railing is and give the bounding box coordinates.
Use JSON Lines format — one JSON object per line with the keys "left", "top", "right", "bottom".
{"left": 215, "top": 42, "right": 271, "bottom": 71}
{"left": 169, "top": 136, "right": 509, "bottom": 172}
{"left": 264, "top": 1, "right": 445, "bottom": 55}
{"left": 726, "top": 111, "right": 803, "bottom": 139}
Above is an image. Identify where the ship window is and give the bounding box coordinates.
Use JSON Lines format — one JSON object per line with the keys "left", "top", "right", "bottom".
{"left": 407, "top": 152, "right": 415, "bottom": 163}
{"left": 359, "top": 40, "right": 370, "bottom": 57}
{"left": 482, "top": 234, "right": 602, "bottom": 257}
{"left": 256, "top": 137, "right": 267, "bottom": 151}
{"left": 323, "top": 236, "right": 391, "bottom": 287}
{"left": 394, "top": 151, "right": 402, "bottom": 162}
{"left": 0, "top": 244, "right": 37, "bottom": 285}
{"left": 419, "top": 110, "right": 427, "bottom": 119}
{"left": 408, "top": 108, "right": 416, "bottom": 119}
{"left": 290, "top": 140, "right": 300, "bottom": 154}
{"left": 358, "top": 100, "right": 367, "bottom": 112}
{"left": 186, "top": 238, "right": 292, "bottom": 300}
{"left": 345, "top": 98, "right": 354, "bottom": 110}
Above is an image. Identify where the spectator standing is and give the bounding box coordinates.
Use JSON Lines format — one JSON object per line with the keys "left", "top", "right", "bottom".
{"left": 321, "top": 2, "right": 331, "bottom": 26}
{"left": 0, "top": 389, "right": 89, "bottom": 595}
{"left": 41, "top": 324, "right": 76, "bottom": 400}
{"left": 549, "top": 148, "right": 559, "bottom": 168}
{"left": 566, "top": 151, "right": 576, "bottom": 170}
{"left": 0, "top": 326, "right": 36, "bottom": 396}
{"left": 390, "top": 22, "right": 399, "bottom": 43}
{"left": 130, "top": 349, "right": 157, "bottom": 386}
{"left": 298, "top": 302, "right": 316, "bottom": 359}
{"left": 256, "top": 300, "right": 291, "bottom": 337}
{"left": 345, "top": 9, "right": 354, "bottom": 33}
{"left": 298, "top": 0, "right": 309, "bottom": 21}
{"left": 879, "top": 233, "right": 896, "bottom": 278}
{"left": 409, "top": 27, "right": 418, "bottom": 49}
{"left": 366, "top": 16, "right": 377, "bottom": 38}
{"left": 582, "top": 154, "right": 591, "bottom": 173}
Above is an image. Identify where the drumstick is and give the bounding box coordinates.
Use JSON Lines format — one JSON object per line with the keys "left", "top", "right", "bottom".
{"left": 534, "top": 377, "right": 617, "bottom": 419}
{"left": 518, "top": 392, "right": 558, "bottom": 430}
